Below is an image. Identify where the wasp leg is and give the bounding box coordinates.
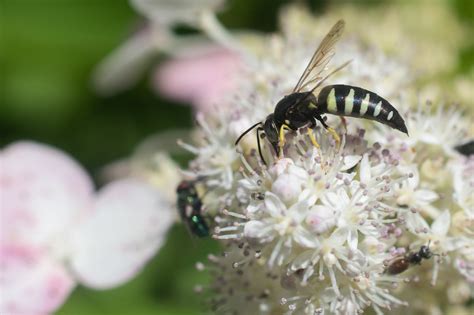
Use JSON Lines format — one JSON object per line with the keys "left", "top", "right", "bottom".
{"left": 315, "top": 115, "right": 341, "bottom": 148}
{"left": 327, "top": 127, "right": 341, "bottom": 148}
{"left": 308, "top": 120, "right": 326, "bottom": 170}
{"left": 307, "top": 128, "right": 325, "bottom": 163}
{"left": 307, "top": 128, "right": 320, "bottom": 149}
{"left": 279, "top": 124, "right": 290, "bottom": 158}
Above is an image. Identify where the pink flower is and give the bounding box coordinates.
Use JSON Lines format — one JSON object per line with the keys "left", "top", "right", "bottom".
{"left": 0, "top": 141, "right": 174, "bottom": 314}
{"left": 155, "top": 47, "right": 241, "bottom": 112}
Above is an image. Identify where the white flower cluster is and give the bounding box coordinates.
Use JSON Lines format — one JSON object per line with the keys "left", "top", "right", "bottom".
{"left": 176, "top": 7, "right": 474, "bottom": 315}
{"left": 104, "top": 2, "right": 473, "bottom": 314}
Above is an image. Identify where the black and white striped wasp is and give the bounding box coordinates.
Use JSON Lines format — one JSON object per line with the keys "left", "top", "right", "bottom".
{"left": 235, "top": 20, "right": 408, "bottom": 164}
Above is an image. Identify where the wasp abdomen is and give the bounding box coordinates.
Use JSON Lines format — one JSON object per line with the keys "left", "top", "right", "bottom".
{"left": 317, "top": 84, "right": 408, "bottom": 134}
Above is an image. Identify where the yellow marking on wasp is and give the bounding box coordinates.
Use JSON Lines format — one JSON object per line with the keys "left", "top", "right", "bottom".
{"left": 278, "top": 124, "right": 290, "bottom": 158}
{"left": 285, "top": 120, "right": 290, "bottom": 125}
{"left": 344, "top": 89, "right": 355, "bottom": 114}
{"left": 360, "top": 93, "right": 370, "bottom": 115}
{"left": 326, "top": 88, "right": 337, "bottom": 113}
{"left": 373, "top": 101, "right": 382, "bottom": 117}
{"left": 308, "top": 103, "right": 317, "bottom": 109}
{"left": 387, "top": 111, "right": 394, "bottom": 120}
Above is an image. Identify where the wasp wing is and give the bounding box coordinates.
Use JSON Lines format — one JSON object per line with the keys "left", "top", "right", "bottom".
{"left": 293, "top": 19, "right": 345, "bottom": 93}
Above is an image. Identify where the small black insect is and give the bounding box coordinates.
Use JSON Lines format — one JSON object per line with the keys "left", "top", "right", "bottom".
{"left": 176, "top": 180, "right": 210, "bottom": 237}
{"left": 455, "top": 139, "right": 474, "bottom": 156}
{"left": 385, "top": 243, "right": 436, "bottom": 275}
{"left": 235, "top": 20, "right": 408, "bottom": 164}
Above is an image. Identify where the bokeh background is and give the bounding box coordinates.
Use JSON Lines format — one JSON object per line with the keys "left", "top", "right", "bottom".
{"left": 1, "top": 0, "right": 473, "bottom": 314}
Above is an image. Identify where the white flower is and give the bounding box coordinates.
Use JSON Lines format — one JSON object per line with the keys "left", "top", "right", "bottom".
{"left": 244, "top": 192, "right": 319, "bottom": 265}
{"left": 372, "top": 102, "right": 471, "bottom": 156}
{"left": 391, "top": 167, "right": 441, "bottom": 236}
{"left": 180, "top": 113, "right": 240, "bottom": 192}
{"left": 137, "top": 3, "right": 474, "bottom": 314}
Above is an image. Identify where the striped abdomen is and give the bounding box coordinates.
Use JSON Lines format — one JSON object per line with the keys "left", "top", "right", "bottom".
{"left": 316, "top": 84, "right": 408, "bottom": 134}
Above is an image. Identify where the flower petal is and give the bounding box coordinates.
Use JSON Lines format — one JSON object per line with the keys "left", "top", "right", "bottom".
{"left": 341, "top": 155, "right": 362, "bottom": 172}
{"left": 431, "top": 209, "right": 451, "bottom": 236}
{"left": 306, "top": 205, "right": 336, "bottom": 234}
{"left": 264, "top": 192, "right": 286, "bottom": 217}
{"left": 268, "top": 158, "right": 293, "bottom": 177}
{"left": 0, "top": 245, "right": 75, "bottom": 315}
{"left": 0, "top": 141, "right": 93, "bottom": 247}
{"left": 293, "top": 227, "right": 319, "bottom": 248}
{"left": 70, "top": 179, "right": 173, "bottom": 289}
{"left": 93, "top": 28, "right": 158, "bottom": 96}
{"left": 244, "top": 220, "right": 267, "bottom": 240}
{"left": 156, "top": 47, "right": 240, "bottom": 112}
{"left": 359, "top": 154, "right": 371, "bottom": 184}
{"left": 271, "top": 173, "right": 303, "bottom": 205}
{"left": 329, "top": 228, "right": 347, "bottom": 246}
{"left": 414, "top": 189, "right": 439, "bottom": 203}
{"left": 131, "top": 0, "right": 224, "bottom": 26}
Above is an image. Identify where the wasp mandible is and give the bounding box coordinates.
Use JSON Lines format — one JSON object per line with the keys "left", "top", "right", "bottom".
{"left": 235, "top": 20, "right": 408, "bottom": 164}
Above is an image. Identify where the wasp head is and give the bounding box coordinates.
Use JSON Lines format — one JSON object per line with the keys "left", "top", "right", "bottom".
{"left": 419, "top": 245, "right": 433, "bottom": 259}
{"left": 263, "top": 114, "right": 280, "bottom": 155}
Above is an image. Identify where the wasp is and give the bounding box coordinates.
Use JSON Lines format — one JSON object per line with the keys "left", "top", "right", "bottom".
{"left": 385, "top": 243, "right": 436, "bottom": 275}
{"left": 235, "top": 20, "right": 408, "bottom": 164}
{"left": 176, "top": 180, "right": 210, "bottom": 237}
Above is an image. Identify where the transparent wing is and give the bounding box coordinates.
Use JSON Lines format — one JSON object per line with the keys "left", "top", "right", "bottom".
{"left": 293, "top": 19, "right": 345, "bottom": 93}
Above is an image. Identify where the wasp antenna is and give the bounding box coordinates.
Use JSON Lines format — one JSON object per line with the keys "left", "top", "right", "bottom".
{"left": 235, "top": 122, "right": 262, "bottom": 146}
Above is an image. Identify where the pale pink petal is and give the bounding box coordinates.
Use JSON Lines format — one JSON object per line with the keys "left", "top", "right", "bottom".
{"left": 271, "top": 173, "right": 303, "bottom": 204}
{"left": 306, "top": 205, "right": 336, "bottom": 234}
{"left": 0, "top": 245, "right": 75, "bottom": 315}
{"left": 0, "top": 141, "right": 94, "bottom": 247}
{"left": 155, "top": 47, "right": 240, "bottom": 112}
{"left": 70, "top": 179, "right": 173, "bottom": 289}
{"left": 268, "top": 158, "right": 293, "bottom": 177}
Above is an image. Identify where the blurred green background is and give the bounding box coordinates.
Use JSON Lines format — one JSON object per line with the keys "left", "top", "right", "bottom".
{"left": 1, "top": 0, "right": 473, "bottom": 314}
